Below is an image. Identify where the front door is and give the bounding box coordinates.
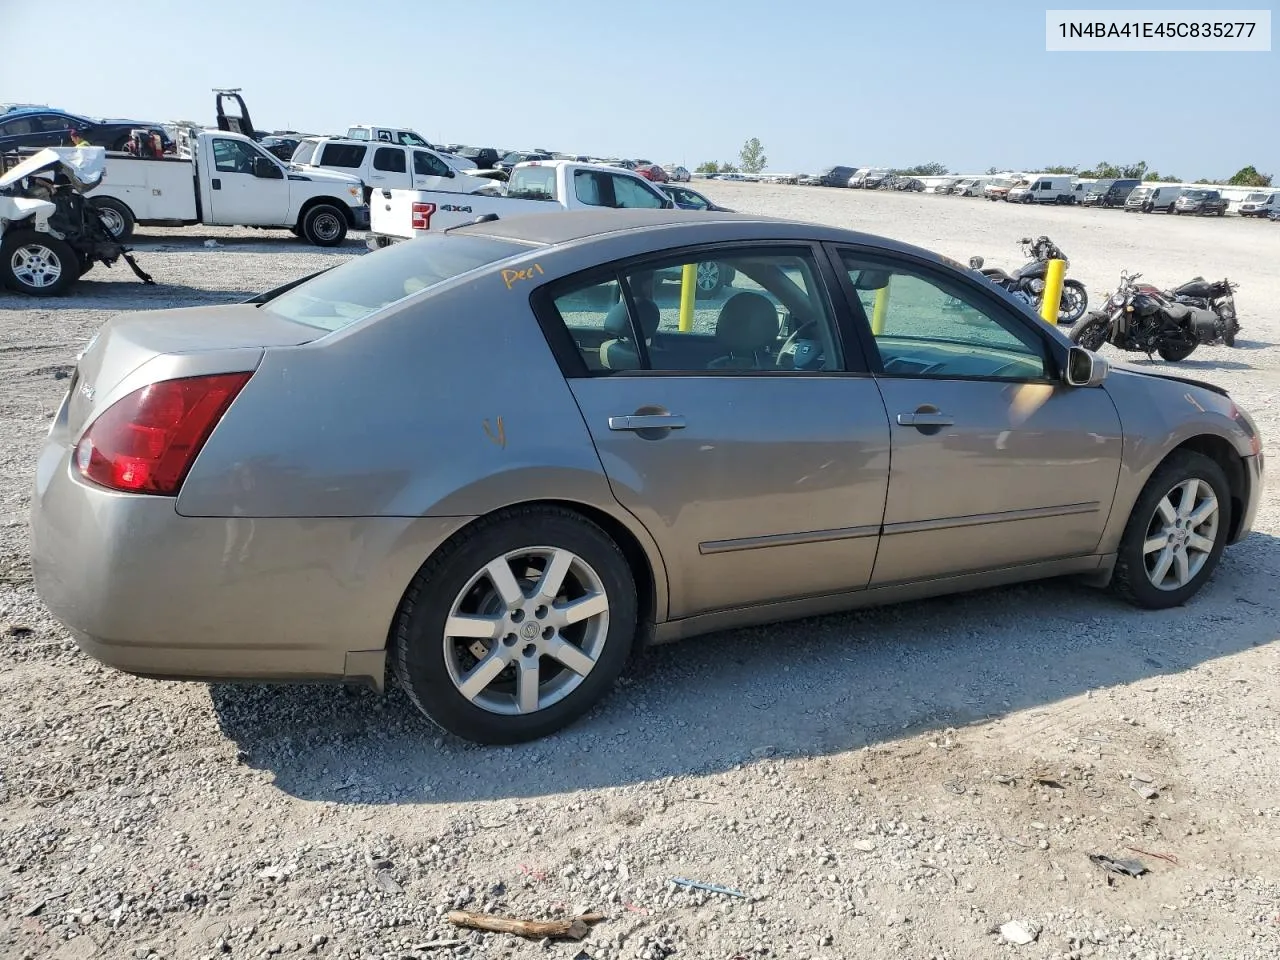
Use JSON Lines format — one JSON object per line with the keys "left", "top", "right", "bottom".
{"left": 830, "top": 247, "right": 1124, "bottom": 586}
{"left": 543, "top": 244, "right": 892, "bottom": 620}
{"left": 206, "top": 138, "right": 289, "bottom": 225}
{"left": 411, "top": 149, "right": 457, "bottom": 192}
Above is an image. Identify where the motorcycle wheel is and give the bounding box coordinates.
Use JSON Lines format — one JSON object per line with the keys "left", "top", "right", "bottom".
{"left": 1157, "top": 339, "right": 1197, "bottom": 362}
{"left": 1058, "top": 280, "right": 1088, "bottom": 325}
{"left": 1069, "top": 312, "right": 1111, "bottom": 351}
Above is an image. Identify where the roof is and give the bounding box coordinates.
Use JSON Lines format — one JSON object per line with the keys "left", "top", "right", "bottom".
{"left": 449, "top": 208, "right": 930, "bottom": 260}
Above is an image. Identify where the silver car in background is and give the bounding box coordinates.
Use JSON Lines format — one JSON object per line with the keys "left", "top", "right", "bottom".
{"left": 31, "top": 210, "right": 1264, "bottom": 744}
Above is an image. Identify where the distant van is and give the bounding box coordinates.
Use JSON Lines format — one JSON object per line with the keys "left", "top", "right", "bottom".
{"left": 1239, "top": 191, "right": 1280, "bottom": 218}
{"left": 1083, "top": 177, "right": 1141, "bottom": 208}
{"left": 1010, "top": 175, "right": 1076, "bottom": 204}
{"left": 1124, "top": 184, "right": 1184, "bottom": 213}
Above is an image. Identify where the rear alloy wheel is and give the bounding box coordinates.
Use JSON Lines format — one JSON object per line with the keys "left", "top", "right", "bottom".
{"left": 300, "top": 204, "right": 348, "bottom": 247}
{"left": 1112, "top": 451, "right": 1230, "bottom": 609}
{"left": 393, "top": 507, "right": 637, "bottom": 744}
{"left": 0, "top": 230, "right": 78, "bottom": 297}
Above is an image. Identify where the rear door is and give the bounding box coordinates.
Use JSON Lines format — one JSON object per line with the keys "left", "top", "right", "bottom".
{"left": 538, "top": 243, "right": 892, "bottom": 620}
{"left": 369, "top": 145, "right": 411, "bottom": 189}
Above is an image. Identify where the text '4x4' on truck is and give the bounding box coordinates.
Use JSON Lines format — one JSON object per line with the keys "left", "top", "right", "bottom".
{"left": 88, "top": 128, "right": 368, "bottom": 246}
{"left": 367, "top": 159, "right": 677, "bottom": 247}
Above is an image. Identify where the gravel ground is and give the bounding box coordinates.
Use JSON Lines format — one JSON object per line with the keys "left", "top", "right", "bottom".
{"left": 1, "top": 189, "right": 1277, "bottom": 960}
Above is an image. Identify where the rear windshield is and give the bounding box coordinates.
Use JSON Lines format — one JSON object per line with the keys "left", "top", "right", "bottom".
{"left": 261, "top": 234, "right": 529, "bottom": 332}
{"left": 507, "top": 165, "right": 558, "bottom": 200}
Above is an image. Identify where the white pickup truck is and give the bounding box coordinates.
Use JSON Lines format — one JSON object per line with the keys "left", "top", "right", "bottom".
{"left": 368, "top": 159, "right": 674, "bottom": 247}
{"left": 88, "top": 128, "right": 368, "bottom": 246}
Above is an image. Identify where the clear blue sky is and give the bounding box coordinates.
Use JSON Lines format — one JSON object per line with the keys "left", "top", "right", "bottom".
{"left": 2, "top": 0, "right": 1274, "bottom": 179}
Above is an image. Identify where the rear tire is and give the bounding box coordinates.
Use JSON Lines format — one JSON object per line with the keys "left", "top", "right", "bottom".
{"left": 90, "top": 197, "right": 135, "bottom": 242}
{"left": 392, "top": 506, "right": 638, "bottom": 744}
{"left": 1157, "top": 339, "right": 1197, "bottom": 362}
{"left": 0, "top": 230, "right": 78, "bottom": 297}
{"left": 1069, "top": 311, "right": 1111, "bottom": 351}
{"left": 300, "top": 204, "right": 348, "bottom": 247}
{"left": 1111, "top": 451, "right": 1231, "bottom": 609}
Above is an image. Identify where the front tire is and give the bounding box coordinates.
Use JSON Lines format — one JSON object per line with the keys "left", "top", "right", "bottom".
{"left": 300, "top": 204, "right": 348, "bottom": 247}
{"left": 90, "top": 197, "right": 135, "bottom": 242}
{"left": 1069, "top": 311, "right": 1111, "bottom": 351}
{"left": 392, "top": 506, "right": 638, "bottom": 744}
{"left": 0, "top": 230, "right": 78, "bottom": 297}
{"left": 1111, "top": 451, "right": 1231, "bottom": 609}
{"left": 1058, "top": 279, "right": 1088, "bottom": 324}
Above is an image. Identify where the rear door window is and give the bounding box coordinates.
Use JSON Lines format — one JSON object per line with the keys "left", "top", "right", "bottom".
{"left": 320, "top": 143, "right": 366, "bottom": 168}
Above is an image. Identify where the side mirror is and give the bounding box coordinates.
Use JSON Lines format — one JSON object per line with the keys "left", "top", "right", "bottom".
{"left": 253, "top": 156, "right": 282, "bottom": 179}
{"left": 1065, "top": 346, "right": 1109, "bottom": 387}
{"left": 850, "top": 268, "right": 892, "bottom": 290}
{"left": 968, "top": 255, "right": 984, "bottom": 269}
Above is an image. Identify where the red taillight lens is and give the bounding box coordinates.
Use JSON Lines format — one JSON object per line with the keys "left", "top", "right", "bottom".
{"left": 73, "top": 372, "right": 252, "bottom": 495}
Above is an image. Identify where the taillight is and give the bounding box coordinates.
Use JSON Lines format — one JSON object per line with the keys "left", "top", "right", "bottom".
{"left": 411, "top": 202, "right": 436, "bottom": 231}
{"left": 73, "top": 372, "right": 252, "bottom": 495}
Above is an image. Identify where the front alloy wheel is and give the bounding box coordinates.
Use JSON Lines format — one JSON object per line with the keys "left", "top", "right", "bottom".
{"left": 1112, "top": 451, "right": 1231, "bottom": 609}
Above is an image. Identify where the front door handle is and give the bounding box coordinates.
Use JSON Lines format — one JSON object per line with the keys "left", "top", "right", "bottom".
{"left": 608, "top": 413, "right": 687, "bottom": 431}
{"left": 896, "top": 412, "right": 954, "bottom": 427}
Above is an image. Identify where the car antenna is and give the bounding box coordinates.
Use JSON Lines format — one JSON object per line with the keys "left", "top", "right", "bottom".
{"left": 444, "top": 213, "right": 500, "bottom": 233}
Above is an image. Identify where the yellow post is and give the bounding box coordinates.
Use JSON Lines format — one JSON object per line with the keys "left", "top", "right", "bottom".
{"left": 871, "top": 279, "right": 891, "bottom": 335}
{"left": 1040, "top": 258, "right": 1066, "bottom": 325}
{"left": 679, "top": 263, "right": 696, "bottom": 332}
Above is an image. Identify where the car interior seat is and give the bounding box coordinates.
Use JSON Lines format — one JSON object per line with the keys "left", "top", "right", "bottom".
{"left": 707, "top": 292, "right": 781, "bottom": 369}
{"left": 599, "top": 298, "right": 660, "bottom": 371}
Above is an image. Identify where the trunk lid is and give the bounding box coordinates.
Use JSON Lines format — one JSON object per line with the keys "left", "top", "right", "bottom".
{"left": 65, "top": 303, "right": 319, "bottom": 436}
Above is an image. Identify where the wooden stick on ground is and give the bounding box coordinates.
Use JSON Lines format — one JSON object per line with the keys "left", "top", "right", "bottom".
{"left": 446, "top": 909, "right": 605, "bottom": 940}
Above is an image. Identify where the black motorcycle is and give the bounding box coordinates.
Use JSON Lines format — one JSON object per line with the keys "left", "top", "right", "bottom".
{"left": 1152, "top": 276, "right": 1240, "bottom": 347}
{"left": 1070, "top": 270, "right": 1218, "bottom": 362}
{"left": 967, "top": 236, "right": 1089, "bottom": 324}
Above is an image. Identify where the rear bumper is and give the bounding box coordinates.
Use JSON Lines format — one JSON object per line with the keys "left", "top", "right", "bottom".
{"left": 30, "top": 439, "right": 473, "bottom": 690}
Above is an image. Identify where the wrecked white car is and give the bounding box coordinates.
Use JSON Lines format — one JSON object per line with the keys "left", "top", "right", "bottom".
{"left": 0, "top": 146, "right": 153, "bottom": 296}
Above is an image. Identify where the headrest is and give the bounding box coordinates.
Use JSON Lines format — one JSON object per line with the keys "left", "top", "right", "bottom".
{"left": 603, "top": 298, "right": 660, "bottom": 340}
{"left": 714, "top": 292, "right": 779, "bottom": 352}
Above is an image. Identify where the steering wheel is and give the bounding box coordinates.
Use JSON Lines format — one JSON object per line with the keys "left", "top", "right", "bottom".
{"left": 776, "top": 319, "right": 822, "bottom": 369}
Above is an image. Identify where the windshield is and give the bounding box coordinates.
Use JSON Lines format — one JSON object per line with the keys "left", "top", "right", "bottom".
{"left": 291, "top": 140, "right": 317, "bottom": 165}
{"left": 261, "top": 234, "right": 530, "bottom": 332}
{"left": 1184, "top": 190, "right": 1210, "bottom": 199}
{"left": 1244, "top": 192, "right": 1267, "bottom": 201}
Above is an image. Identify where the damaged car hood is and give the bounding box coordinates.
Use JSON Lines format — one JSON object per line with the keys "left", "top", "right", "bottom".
{"left": 0, "top": 146, "right": 107, "bottom": 193}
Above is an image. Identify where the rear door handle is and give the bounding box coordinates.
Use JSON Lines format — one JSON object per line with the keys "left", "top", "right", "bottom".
{"left": 608, "top": 414, "right": 687, "bottom": 431}
{"left": 896, "top": 412, "right": 954, "bottom": 427}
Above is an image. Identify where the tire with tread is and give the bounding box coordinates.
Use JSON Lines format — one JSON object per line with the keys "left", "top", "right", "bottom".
{"left": 1069, "top": 311, "right": 1111, "bottom": 351}
{"left": 90, "top": 197, "right": 135, "bottom": 241}
{"left": 300, "top": 204, "right": 348, "bottom": 247}
{"left": 392, "top": 506, "right": 638, "bottom": 744}
{"left": 1111, "top": 450, "right": 1232, "bottom": 609}
{"left": 0, "top": 229, "right": 78, "bottom": 296}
